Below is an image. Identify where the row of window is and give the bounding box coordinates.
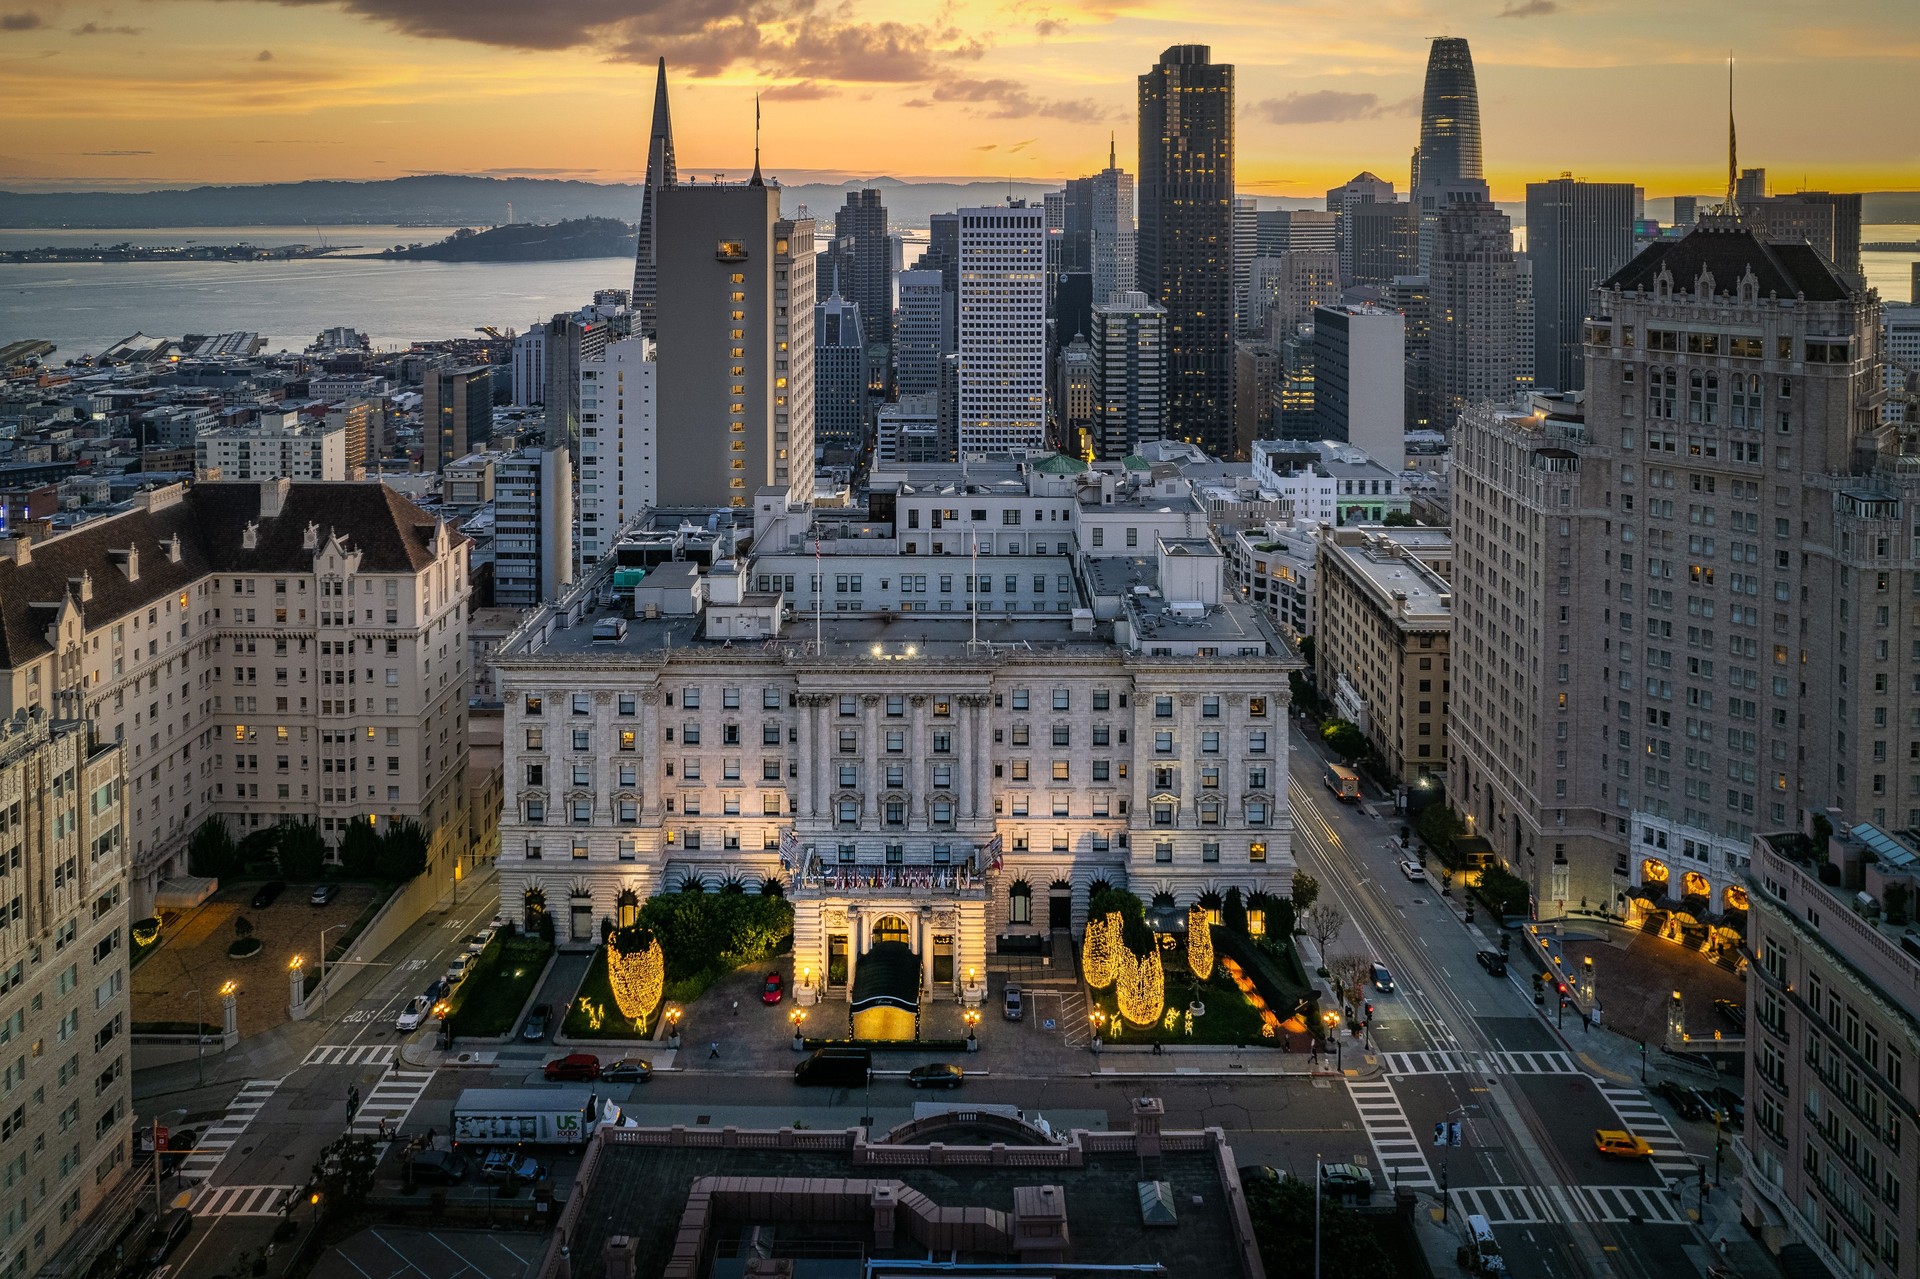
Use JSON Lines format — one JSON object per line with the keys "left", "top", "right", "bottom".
{"left": 521, "top": 688, "right": 1272, "bottom": 719}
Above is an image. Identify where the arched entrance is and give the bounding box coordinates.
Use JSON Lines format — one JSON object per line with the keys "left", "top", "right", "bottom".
{"left": 872, "top": 915, "right": 911, "bottom": 947}
{"left": 1048, "top": 879, "right": 1073, "bottom": 930}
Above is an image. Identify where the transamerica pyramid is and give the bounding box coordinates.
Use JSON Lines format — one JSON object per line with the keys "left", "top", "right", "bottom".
{"left": 631, "top": 58, "right": 677, "bottom": 337}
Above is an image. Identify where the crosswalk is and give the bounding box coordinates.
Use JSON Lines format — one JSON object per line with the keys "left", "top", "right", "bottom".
{"left": 350, "top": 1069, "right": 435, "bottom": 1139}
{"left": 1347, "top": 1079, "right": 1435, "bottom": 1190}
{"left": 1448, "top": 1182, "right": 1689, "bottom": 1227}
{"left": 1597, "top": 1081, "right": 1696, "bottom": 1180}
{"left": 303, "top": 1044, "right": 396, "bottom": 1068}
{"left": 193, "top": 1184, "right": 295, "bottom": 1218}
{"left": 177, "top": 1078, "right": 282, "bottom": 1183}
{"left": 1380, "top": 1049, "right": 1581, "bottom": 1077}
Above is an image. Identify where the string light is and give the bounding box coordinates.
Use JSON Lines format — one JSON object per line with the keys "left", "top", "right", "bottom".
{"left": 1115, "top": 944, "right": 1165, "bottom": 1027}
{"left": 1186, "top": 905, "right": 1214, "bottom": 981}
{"left": 1082, "top": 911, "right": 1122, "bottom": 990}
{"left": 607, "top": 928, "right": 665, "bottom": 1027}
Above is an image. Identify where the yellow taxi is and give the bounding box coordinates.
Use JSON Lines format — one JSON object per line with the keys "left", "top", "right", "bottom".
{"left": 1593, "top": 1129, "right": 1654, "bottom": 1159}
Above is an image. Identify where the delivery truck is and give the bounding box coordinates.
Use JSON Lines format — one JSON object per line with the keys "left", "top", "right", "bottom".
{"left": 450, "top": 1087, "right": 599, "bottom": 1153}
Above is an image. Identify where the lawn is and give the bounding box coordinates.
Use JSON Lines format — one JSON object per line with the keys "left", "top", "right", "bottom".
{"left": 1086, "top": 943, "right": 1274, "bottom": 1046}
{"left": 446, "top": 935, "right": 552, "bottom": 1037}
{"left": 560, "top": 946, "right": 659, "bottom": 1040}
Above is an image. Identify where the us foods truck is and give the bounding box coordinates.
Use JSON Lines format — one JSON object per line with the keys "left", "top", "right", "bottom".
{"left": 450, "top": 1088, "right": 599, "bottom": 1153}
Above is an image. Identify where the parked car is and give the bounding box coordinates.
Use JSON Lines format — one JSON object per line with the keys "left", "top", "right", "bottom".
{"left": 395, "top": 996, "right": 430, "bottom": 1033}
{"left": 1651, "top": 1079, "right": 1709, "bottom": 1121}
{"left": 1320, "top": 1163, "right": 1374, "bottom": 1197}
{"left": 489, "top": 914, "right": 510, "bottom": 933}
{"left": 1593, "top": 1129, "right": 1654, "bottom": 1159}
{"left": 250, "top": 881, "right": 286, "bottom": 909}
{"left": 481, "top": 1151, "right": 548, "bottom": 1183}
{"left": 1237, "top": 1165, "right": 1281, "bottom": 1186}
{"left": 761, "top": 972, "right": 784, "bottom": 1004}
{"left": 1713, "top": 998, "right": 1747, "bottom": 1031}
{"left": 445, "top": 955, "right": 472, "bottom": 986}
{"left": 907, "top": 1063, "right": 965, "bottom": 1090}
{"left": 465, "top": 931, "right": 493, "bottom": 956}
{"left": 146, "top": 1208, "right": 193, "bottom": 1266}
{"left": 409, "top": 1149, "right": 468, "bottom": 1184}
{"left": 521, "top": 1004, "right": 551, "bottom": 1043}
{"left": 309, "top": 883, "right": 340, "bottom": 907}
{"left": 1003, "top": 984, "right": 1024, "bottom": 1021}
{"left": 1474, "top": 950, "right": 1508, "bottom": 977}
{"left": 1705, "top": 1085, "right": 1746, "bottom": 1127}
{"left": 424, "top": 978, "right": 449, "bottom": 1004}
{"left": 1372, "top": 963, "right": 1395, "bottom": 993}
{"left": 1398, "top": 860, "right": 1426, "bottom": 882}
{"left": 601, "top": 1058, "right": 652, "bottom": 1084}
{"left": 794, "top": 1047, "right": 870, "bottom": 1087}
{"left": 543, "top": 1053, "right": 601, "bottom": 1082}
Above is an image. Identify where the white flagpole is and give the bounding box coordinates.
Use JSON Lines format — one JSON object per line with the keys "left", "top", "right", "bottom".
{"left": 970, "top": 529, "right": 979, "bottom": 646}
{"left": 814, "top": 537, "right": 823, "bottom": 653}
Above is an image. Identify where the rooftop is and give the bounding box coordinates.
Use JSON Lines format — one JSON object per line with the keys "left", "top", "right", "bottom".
{"left": 1603, "top": 216, "right": 1853, "bottom": 303}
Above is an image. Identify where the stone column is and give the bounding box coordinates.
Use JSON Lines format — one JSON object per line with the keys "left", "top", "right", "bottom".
{"left": 845, "top": 907, "right": 860, "bottom": 994}
{"left": 920, "top": 909, "right": 934, "bottom": 993}
{"left": 957, "top": 698, "right": 976, "bottom": 817}
{"left": 973, "top": 695, "right": 993, "bottom": 822}
{"left": 908, "top": 695, "right": 929, "bottom": 830}
{"left": 862, "top": 694, "right": 882, "bottom": 819}
{"left": 795, "top": 693, "right": 814, "bottom": 819}
{"left": 641, "top": 689, "right": 663, "bottom": 818}
{"left": 814, "top": 697, "right": 832, "bottom": 817}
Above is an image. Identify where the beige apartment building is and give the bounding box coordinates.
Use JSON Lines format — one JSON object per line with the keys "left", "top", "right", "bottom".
{"left": 1450, "top": 216, "right": 1886, "bottom": 922}
{"left": 1314, "top": 525, "right": 1452, "bottom": 784}
{"left": 0, "top": 480, "right": 472, "bottom": 914}
{"left": 0, "top": 715, "right": 132, "bottom": 1279}
{"left": 194, "top": 413, "right": 349, "bottom": 482}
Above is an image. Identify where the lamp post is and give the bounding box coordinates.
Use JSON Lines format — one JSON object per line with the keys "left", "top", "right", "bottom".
{"left": 666, "top": 1005, "right": 682, "bottom": 1050}
{"left": 1088, "top": 1010, "right": 1104, "bottom": 1054}
{"left": 788, "top": 1007, "right": 806, "bottom": 1050}
{"left": 318, "top": 923, "right": 348, "bottom": 1016}
{"left": 1320, "top": 1010, "right": 1340, "bottom": 1072}
{"left": 964, "top": 1009, "right": 980, "bottom": 1052}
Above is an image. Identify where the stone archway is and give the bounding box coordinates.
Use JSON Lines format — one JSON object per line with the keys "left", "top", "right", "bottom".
{"left": 871, "top": 914, "right": 912, "bottom": 948}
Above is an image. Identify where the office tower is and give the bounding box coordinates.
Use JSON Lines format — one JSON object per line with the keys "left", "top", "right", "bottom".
{"left": 1450, "top": 216, "right": 1880, "bottom": 925}
{"left": 1800, "top": 192, "right": 1863, "bottom": 276}
{"left": 542, "top": 310, "right": 610, "bottom": 448}
{"left": 1429, "top": 200, "right": 1517, "bottom": 426}
{"left": 1234, "top": 340, "right": 1279, "bottom": 455}
{"left": 1746, "top": 191, "right": 1863, "bottom": 277}
{"left": 956, "top": 204, "right": 1047, "bottom": 454}
{"left": 511, "top": 327, "right": 546, "bottom": 406}
{"left": 196, "top": 413, "right": 349, "bottom": 481}
{"left": 1139, "top": 45, "right": 1235, "bottom": 456}
{"left": 495, "top": 443, "right": 574, "bottom": 606}
{"left": 325, "top": 396, "right": 377, "bottom": 473}
{"left": 1312, "top": 304, "right": 1405, "bottom": 470}
{"left": 578, "top": 334, "right": 657, "bottom": 565}
{"left": 1512, "top": 255, "right": 1535, "bottom": 394}
{"left": 1877, "top": 306, "right": 1920, "bottom": 425}
{"left": 921, "top": 213, "right": 960, "bottom": 296}
{"left": 1090, "top": 140, "right": 1137, "bottom": 305}
{"left": 0, "top": 479, "right": 471, "bottom": 914}
{"left": 1277, "top": 328, "right": 1316, "bottom": 440}
{"left": 1056, "top": 333, "right": 1096, "bottom": 454}
{"left": 1250, "top": 250, "right": 1340, "bottom": 339}
{"left": 1256, "top": 208, "right": 1336, "bottom": 257}
{"left": 1349, "top": 201, "right": 1419, "bottom": 285}
{"left": 1327, "top": 172, "right": 1395, "bottom": 285}
{"left": 1384, "top": 274, "right": 1432, "bottom": 433}
{"left": 1234, "top": 195, "right": 1260, "bottom": 337}
{"left": 1053, "top": 274, "right": 1094, "bottom": 361}
{"left": 1090, "top": 291, "right": 1168, "bottom": 461}
{"left": 0, "top": 714, "right": 129, "bottom": 1278}
{"left": 1052, "top": 183, "right": 1088, "bottom": 275}
{"left": 894, "top": 270, "right": 948, "bottom": 396}
{"left": 631, "top": 58, "right": 678, "bottom": 337}
{"left": 875, "top": 393, "right": 945, "bottom": 465}
{"left": 1736, "top": 167, "right": 1767, "bottom": 204}
{"left": 833, "top": 190, "right": 892, "bottom": 376}
{"left": 423, "top": 364, "right": 492, "bottom": 470}
{"left": 1411, "top": 37, "right": 1487, "bottom": 271}
{"left": 1525, "top": 177, "right": 1639, "bottom": 393}
{"left": 1671, "top": 196, "right": 1699, "bottom": 228}
{"left": 654, "top": 177, "right": 813, "bottom": 508}
{"left": 813, "top": 281, "right": 867, "bottom": 456}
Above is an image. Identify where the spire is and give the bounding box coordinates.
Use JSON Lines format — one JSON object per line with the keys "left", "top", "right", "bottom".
{"left": 632, "top": 57, "right": 678, "bottom": 332}
{"left": 1108, "top": 131, "right": 1116, "bottom": 171}
{"left": 647, "top": 57, "right": 676, "bottom": 188}
{"left": 1725, "top": 54, "right": 1739, "bottom": 217}
{"left": 749, "top": 93, "right": 764, "bottom": 187}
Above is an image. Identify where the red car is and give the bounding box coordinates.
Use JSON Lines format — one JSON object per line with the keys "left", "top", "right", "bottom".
{"left": 543, "top": 1053, "right": 600, "bottom": 1082}
{"left": 761, "top": 972, "right": 784, "bottom": 1004}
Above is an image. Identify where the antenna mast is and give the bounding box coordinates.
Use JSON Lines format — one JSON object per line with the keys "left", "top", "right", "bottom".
{"left": 1724, "top": 54, "right": 1739, "bottom": 217}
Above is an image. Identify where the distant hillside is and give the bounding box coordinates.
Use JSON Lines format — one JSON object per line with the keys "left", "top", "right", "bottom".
{"left": 0, "top": 173, "right": 1058, "bottom": 231}
{"left": 371, "top": 217, "right": 637, "bottom": 262}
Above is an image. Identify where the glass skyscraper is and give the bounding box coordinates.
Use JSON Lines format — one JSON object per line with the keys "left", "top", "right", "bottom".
{"left": 1415, "top": 37, "right": 1483, "bottom": 188}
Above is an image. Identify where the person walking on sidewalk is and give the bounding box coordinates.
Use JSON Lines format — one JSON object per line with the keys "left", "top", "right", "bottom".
{"left": 709, "top": 1041, "right": 720, "bottom": 1059}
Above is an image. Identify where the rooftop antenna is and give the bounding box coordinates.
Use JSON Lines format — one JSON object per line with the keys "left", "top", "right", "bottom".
{"left": 1108, "top": 131, "right": 1116, "bottom": 171}
{"left": 1723, "top": 53, "right": 1740, "bottom": 218}
{"left": 749, "top": 93, "right": 765, "bottom": 187}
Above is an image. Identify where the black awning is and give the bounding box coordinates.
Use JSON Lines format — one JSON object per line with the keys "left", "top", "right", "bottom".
{"left": 851, "top": 941, "right": 920, "bottom": 1013}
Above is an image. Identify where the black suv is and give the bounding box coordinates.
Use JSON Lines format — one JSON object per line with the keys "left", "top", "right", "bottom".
{"left": 250, "top": 881, "right": 286, "bottom": 909}
{"left": 1651, "top": 1079, "right": 1708, "bottom": 1120}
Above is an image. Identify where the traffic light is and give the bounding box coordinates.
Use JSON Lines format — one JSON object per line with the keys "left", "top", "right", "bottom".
{"left": 1499, "top": 933, "right": 1512, "bottom": 955}
{"left": 1556, "top": 981, "right": 1569, "bottom": 997}
{"left": 1364, "top": 1002, "right": 1374, "bottom": 1021}
{"left": 1532, "top": 972, "right": 1546, "bottom": 1005}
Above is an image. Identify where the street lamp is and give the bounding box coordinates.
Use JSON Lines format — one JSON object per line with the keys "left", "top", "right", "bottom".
{"left": 666, "top": 1005, "right": 682, "bottom": 1048}
{"left": 964, "top": 1009, "right": 980, "bottom": 1052}
{"left": 788, "top": 1007, "right": 806, "bottom": 1049}
{"left": 1088, "top": 1010, "right": 1105, "bottom": 1053}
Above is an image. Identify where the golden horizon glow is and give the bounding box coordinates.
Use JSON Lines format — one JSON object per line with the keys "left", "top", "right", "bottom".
{"left": 0, "top": 1, "right": 1912, "bottom": 202}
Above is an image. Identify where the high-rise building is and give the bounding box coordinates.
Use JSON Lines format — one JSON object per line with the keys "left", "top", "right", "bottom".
{"left": 1349, "top": 201, "right": 1419, "bottom": 285}
{"left": 1233, "top": 340, "right": 1279, "bottom": 456}
{"left": 1383, "top": 274, "right": 1432, "bottom": 433}
{"left": 631, "top": 58, "right": 677, "bottom": 337}
{"left": 1525, "top": 177, "right": 1639, "bottom": 393}
{"left": 541, "top": 310, "right": 610, "bottom": 448}
{"left": 1277, "top": 328, "right": 1317, "bottom": 440}
{"left": 0, "top": 714, "right": 131, "bottom": 1279}
{"left": 1090, "top": 291, "right": 1167, "bottom": 461}
{"left": 1512, "top": 255, "right": 1535, "bottom": 395}
{"left": 814, "top": 280, "right": 868, "bottom": 456}
{"left": 895, "top": 269, "right": 950, "bottom": 396}
{"left": 875, "top": 393, "right": 946, "bottom": 465}
{"left": 511, "top": 327, "right": 546, "bottom": 407}
{"left": 1428, "top": 200, "right": 1517, "bottom": 426}
{"left": 578, "top": 334, "right": 656, "bottom": 565}
{"left": 1249, "top": 250, "right": 1340, "bottom": 340}
{"left": 1089, "top": 140, "right": 1137, "bottom": 306}
{"left": 1671, "top": 196, "right": 1699, "bottom": 228}
{"left": 423, "top": 364, "right": 492, "bottom": 470}
{"left": 653, "top": 178, "right": 814, "bottom": 507}
{"left": 1450, "top": 217, "right": 1881, "bottom": 923}
{"left": 1327, "top": 172, "right": 1396, "bottom": 285}
{"left": 1053, "top": 183, "right": 1088, "bottom": 275}
{"left": 495, "top": 443, "right": 574, "bottom": 607}
{"left": 1234, "top": 195, "right": 1260, "bottom": 337}
{"left": 1736, "top": 166, "right": 1767, "bottom": 204}
{"left": 196, "top": 413, "right": 349, "bottom": 482}
{"left": 956, "top": 204, "right": 1048, "bottom": 455}
{"left": 1139, "top": 45, "right": 1235, "bottom": 456}
{"left": 1744, "top": 191, "right": 1863, "bottom": 277}
{"left": 833, "top": 190, "right": 892, "bottom": 377}
{"left": 921, "top": 213, "right": 960, "bottom": 296}
{"left": 1411, "top": 37, "right": 1487, "bottom": 271}
{"left": 1256, "top": 209, "right": 1336, "bottom": 257}
{"left": 1056, "top": 333, "right": 1097, "bottom": 453}
{"left": 1312, "top": 304, "right": 1405, "bottom": 470}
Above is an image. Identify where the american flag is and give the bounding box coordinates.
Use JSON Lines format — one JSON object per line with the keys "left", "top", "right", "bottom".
{"left": 779, "top": 827, "right": 800, "bottom": 871}
{"left": 983, "top": 831, "right": 1003, "bottom": 873}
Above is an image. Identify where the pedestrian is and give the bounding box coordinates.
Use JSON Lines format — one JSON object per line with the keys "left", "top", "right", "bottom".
{"left": 709, "top": 1041, "right": 720, "bottom": 1059}
{"left": 732, "top": 999, "right": 739, "bottom": 1016}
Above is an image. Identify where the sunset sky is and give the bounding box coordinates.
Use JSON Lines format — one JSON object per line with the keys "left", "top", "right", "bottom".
{"left": 0, "top": 0, "right": 1914, "bottom": 200}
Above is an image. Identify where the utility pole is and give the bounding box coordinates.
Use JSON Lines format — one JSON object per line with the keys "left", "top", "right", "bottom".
{"left": 1313, "top": 1152, "right": 1323, "bottom": 1279}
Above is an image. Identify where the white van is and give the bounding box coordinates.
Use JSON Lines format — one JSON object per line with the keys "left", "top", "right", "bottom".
{"left": 1457, "top": 1213, "right": 1507, "bottom": 1275}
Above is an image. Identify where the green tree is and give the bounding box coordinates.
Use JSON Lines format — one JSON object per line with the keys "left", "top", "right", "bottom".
{"left": 277, "top": 821, "right": 327, "bottom": 880}
{"left": 1416, "top": 803, "right": 1465, "bottom": 860}
{"left": 1382, "top": 509, "right": 1418, "bottom": 527}
{"left": 309, "top": 1132, "right": 377, "bottom": 1222}
{"left": 187, "top": 818, "right": 235, "bottom": 879}
{"left": 377, "top": 818, "right": 429, "bottom": 881}
{"left": 1244, "top": 1174, "right": 1395, "bottom": 1279}
{"left": 1223, "top": 885, "right": 1248, "bottom": 934}
{"left": 1290, "top": 873, "right": 1321, "bottom": 918}
{"left": 337, "top": 820, "right": 382, "bottom": 879}
{"left": 1320, "top": 719, "right": 1369, "bottom": 761}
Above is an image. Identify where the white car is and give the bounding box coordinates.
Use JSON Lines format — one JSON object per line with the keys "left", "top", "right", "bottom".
{"left": 464, "top": 929, "right": 494, "bottom": 955}
{"left": 445, "top": 955, "right": 471, "bottom": 986}
{"left": 395, "top": 996, "right": 428, "bottom": 1032}
{"left": 1399, "top": 860, "right": 1426, "bottom": 881}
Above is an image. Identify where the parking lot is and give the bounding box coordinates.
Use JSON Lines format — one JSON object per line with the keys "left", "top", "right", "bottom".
{"left": 310, "top": 1226, "right": 543, "bottom": 1279}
